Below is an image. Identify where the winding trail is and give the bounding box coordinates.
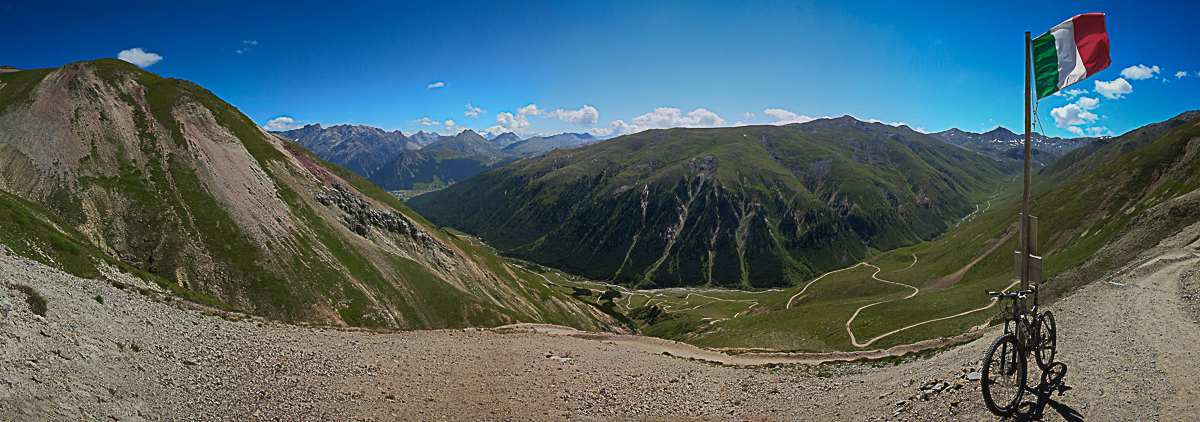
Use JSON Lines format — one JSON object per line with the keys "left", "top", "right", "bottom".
{"left": 786, "top": 263, "right": 867, "bottom": 309}
{"left": 897, "top": 253, "right": 918, "bottom": 271}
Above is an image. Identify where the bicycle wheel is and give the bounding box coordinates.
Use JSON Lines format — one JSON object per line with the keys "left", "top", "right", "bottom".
{"left": 982, "top": 333, "right": 1026, "bottom": 416}
{"left": 1035, "top": 310, "right": 1057, "bottom": 371}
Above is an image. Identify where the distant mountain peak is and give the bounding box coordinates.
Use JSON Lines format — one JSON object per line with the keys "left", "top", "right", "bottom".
{"left": 983, "top": 127, "right": 1018, "bottom": 137}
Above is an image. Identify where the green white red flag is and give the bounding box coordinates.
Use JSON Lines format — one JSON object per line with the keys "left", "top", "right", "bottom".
{"left": 1032, "top": 13, "right": 1111, "bottom": 99}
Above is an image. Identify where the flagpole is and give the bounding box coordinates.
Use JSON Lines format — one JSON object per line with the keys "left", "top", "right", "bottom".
{"left": 1021, "top": 31, "right": 1032, "bottom": 311}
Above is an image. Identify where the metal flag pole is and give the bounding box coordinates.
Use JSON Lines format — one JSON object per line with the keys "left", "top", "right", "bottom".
{"left": 1021, "top": 31, "right": 1032, "bottom": 312}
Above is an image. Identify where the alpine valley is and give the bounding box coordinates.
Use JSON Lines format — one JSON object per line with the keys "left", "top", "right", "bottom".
{"left": 408, "top": 118, "right": 1019, "bottom": 289}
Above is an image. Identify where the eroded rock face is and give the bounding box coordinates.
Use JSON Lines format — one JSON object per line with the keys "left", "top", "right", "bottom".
{"left": 314, "top": 181, "right": 433, "bottom": 244}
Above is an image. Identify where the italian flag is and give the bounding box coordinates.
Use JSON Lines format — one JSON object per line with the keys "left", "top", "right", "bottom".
{"left": 1032, "top": 13, "right": 1111, "bottom": 99}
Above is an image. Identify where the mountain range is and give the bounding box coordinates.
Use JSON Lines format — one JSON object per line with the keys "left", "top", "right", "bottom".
{"left": 0, "top": 59, "right": 606, "bottom": 330}
{"left": 930, "top": 126, "right": 1098, "bottom": 166}
{"left": 276, "top": 123, "right": 420, "bottom": 178}
{"left": 367, "top": 130, "right": 596, "bottom": 191}
{"left": 409, "top": 116, "right": 1016, "bottom": 289}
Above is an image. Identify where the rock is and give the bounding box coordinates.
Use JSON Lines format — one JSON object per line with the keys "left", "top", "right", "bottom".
{"left": 34, "top": 314, "right": 47, "bottom": 323}
{"left": 967, "top": 372, "right": 982, "bottom": 381}
{"left": 895, "top": 400, "right": 907, "bottom": 407}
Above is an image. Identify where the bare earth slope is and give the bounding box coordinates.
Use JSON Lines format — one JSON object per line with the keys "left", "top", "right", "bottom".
{"left": 4, "top": 217, "right": 1199, "bottom": 421}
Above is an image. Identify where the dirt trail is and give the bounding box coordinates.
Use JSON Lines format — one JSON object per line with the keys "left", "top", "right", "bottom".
{"left": 4, "top": 241, "right": 1200, "bottom": 420}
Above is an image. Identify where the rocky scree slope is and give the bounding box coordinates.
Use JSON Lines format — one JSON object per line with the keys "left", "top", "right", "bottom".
{"left": 0, "top": 59, "right": 603, "bottom": 331}
{"left": 410, "top": 119, "right": 1014, "bottom": 289}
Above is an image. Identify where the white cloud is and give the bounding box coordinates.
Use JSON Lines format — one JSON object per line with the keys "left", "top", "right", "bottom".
{"left": 243, "top": 40, "right": 258, "bottom": 45}
{"left": 1086, "top": 126, "right": 1113, "bottom": 136}
{"left": 588, "top": 127, "right": 614, "bottom": 137}
{"left": 464, "top": 103, "right": 485, "bottom": 118}
{"left": 1066, "top": 126, "right": 1085, "bottom": 136}
{"left": 1094, "top": 78, "right": 1133, "bottom": 99}
{"left": 444, "top": 119, "right": 456, "bottom": 132}
{"left": 546, "top": 105, "right": 599, "bottom": 127}
{"left": 494, "top": 112, "right": 531, "bottom": 134}
{"left": 605, "top": 107, "right": 727, "bottom": 136}
{"left": 518, "top": 104, "right": 544, "bottom": 115}
{"left": 118, "top": 48, "right": 163, "bottom": 67}
{"left": 607, "top": 120, "right": 640, "bottom": 135}
{"left": 1177, "top": 71, "right": 1190, "bottom": 79}
{"left": 1120, "top": 64, "right": 1160, "bottom": 80}
{"left": 764, "top": 108, "right": 816, "bottom": 125}
{"left": 262, "top": 116, "right": 301, "bottom": 131}
{"left": 631, "top": 107, "right": 726, "bottom": 128}
{"left": 236, "top": 49, "right": 247, "bottom": 54}
{"left": 1055, "top": 88, "right": 1089, "bottom": 99}
{"left": 427, "top": 81, "right": 444, "bottom": 89}
{"left": 743, "top": 112, "right": 755, "bottom": 120}
{"left": 1051, "top": 103, "right": 1099, "bottom": 127}
{"left": 867, "top": 118, "right": 909, "bottom": 127}
{"left": 1074, "top": 96, "right": 1100, "bottom": 110}
{"left": 412, "top": 117, "right": 441, "bottom": 126}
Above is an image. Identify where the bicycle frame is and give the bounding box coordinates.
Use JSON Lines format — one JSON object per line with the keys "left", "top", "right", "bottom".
{"left": 990, "top": 287, "right": 1040, "bottom": 353}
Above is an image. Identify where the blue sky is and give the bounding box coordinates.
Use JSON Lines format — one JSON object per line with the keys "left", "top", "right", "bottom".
{"left": 2, "top": 0, "right": 1196, "bottom": 138}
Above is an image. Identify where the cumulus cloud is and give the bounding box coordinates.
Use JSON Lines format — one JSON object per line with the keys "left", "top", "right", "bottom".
{"left": 427, "top": 81, "right": 444, "bottom": 89}
{"left": 1067, "top": 126, "right": 1085, "bottom": 136}
{"left": 464, "top": 103, "right": 485, "bottom": 118}
{"left": 518, "top": 104, "right": 544, "bottom": 115}
{"left": 1074, "top": 96, "right": 1100, "bottom": 111}
{"left": 243, "top": 40, "right": 257, "bottom": 45}
{"left": 1094, "top": 78, "right": 1133, "bottom": 99}
{"left": 588, "top": 127, "right": 614, "bottom": 137}
{"left": 444, "top": 119, "right": 456, "bottom": 132}
{"left": 605, "top": 107, "right": 727, "bottom": 136}
{"left": 1120, "top": 64, "right": 1160, "bottom": 80}
{"left": 867, "top": 118, "right": 910, "bottom": 127}
{"left": 412, "top": 117, "right": 441, "bottom": 126}
{"left": 636, "top": 107, "right": 725, "bottom": 127}
{"left": 1087, "top": 126, "right": 1113, "bottom": 136}
{"left": 236, "top": 48, "right": 249, "bottom": 54}
{"left": 546, "top": 105, "right": 599, "bottom": 127}
{"left": 1177, "top": 71, "right": 1190, "bottom": 79}
{"left": 262, "top": 116, "right": 301, "bottom": 131}
{"left": 1055, "top": 88, "right": 1090, "bottom": 99}
{"left": 1051, "top": 101, "right": 1100, "bottom": 128}
{"left": 494, "top": 112, "right": 531, "bottom": 134}
{"left": 118, "top": 48, "right": 163, "bottom": 67}
{"left": 764, "top": 108, "right": 816, "bottom": 125}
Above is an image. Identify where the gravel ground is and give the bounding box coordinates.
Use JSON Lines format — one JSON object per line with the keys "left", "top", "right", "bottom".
{"left": 2, "top": 242, "right": 1199, "bottom": 421}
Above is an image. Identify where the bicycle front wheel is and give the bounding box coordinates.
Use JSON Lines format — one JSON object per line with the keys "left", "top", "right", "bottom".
{"left": 1035, "top": 310, "right": 1057, "bottom": 371}
{"left": 981, "top": 333, "right": 1026, "bottom": 416}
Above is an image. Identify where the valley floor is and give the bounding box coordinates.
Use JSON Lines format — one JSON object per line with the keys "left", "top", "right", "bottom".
{"left": 2, "top": 241, "right": 1199, "bottom": 421}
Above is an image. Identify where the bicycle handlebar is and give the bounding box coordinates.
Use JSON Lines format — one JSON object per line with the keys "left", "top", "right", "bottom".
{"left": 984, "top": 289, "right": 1034, "bottom": 297}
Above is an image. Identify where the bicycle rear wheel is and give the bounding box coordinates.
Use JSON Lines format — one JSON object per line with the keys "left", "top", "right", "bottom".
{"left": 982, "top": 333, "right": 1026, "bottom": 416}
{"left": 1035, "top": 310, "right": 1057, "bottom": 371}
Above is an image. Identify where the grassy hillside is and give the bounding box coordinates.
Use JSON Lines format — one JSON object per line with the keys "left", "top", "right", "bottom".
{"left": 543, "top": 112, "right": 1200, "bottom": 352}
{"left": 0, "top": 59, "right": 605, "bottom": 331}
{"left": 410, "top": 119, "right": 1015, "bottom": 290}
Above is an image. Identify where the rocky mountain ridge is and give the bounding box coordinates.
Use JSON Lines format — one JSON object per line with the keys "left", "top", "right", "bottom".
{"left": 0, "top": 58, "right": 604, "bottom": 331}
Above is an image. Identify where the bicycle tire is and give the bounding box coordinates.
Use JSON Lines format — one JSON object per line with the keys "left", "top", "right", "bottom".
{"left": 981, "top": 333, "right": 1025, "bottom": 416}
{"left": 1035, "top": 310, "right": 1057, "bottom": 372}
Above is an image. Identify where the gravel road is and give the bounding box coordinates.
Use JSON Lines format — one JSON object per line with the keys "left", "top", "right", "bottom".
{"left": 2, "top": 241, "right": 1198, "bottom": 421}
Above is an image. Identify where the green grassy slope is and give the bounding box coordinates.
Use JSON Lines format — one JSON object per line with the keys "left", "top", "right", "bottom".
{"left": 0, "top": 59, "right": 604, "bottom": 331}
{"left": 409, "top": 120, "right": 1014, "bottom": 290}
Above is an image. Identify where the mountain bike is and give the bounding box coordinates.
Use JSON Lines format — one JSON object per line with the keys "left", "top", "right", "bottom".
{"left": 980, "top": 286, "right": 1057, "bottom": 416}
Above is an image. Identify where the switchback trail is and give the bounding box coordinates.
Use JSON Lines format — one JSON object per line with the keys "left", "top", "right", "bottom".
{"left": 5, "top": 234, "right": 1200, "bottom": 420}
